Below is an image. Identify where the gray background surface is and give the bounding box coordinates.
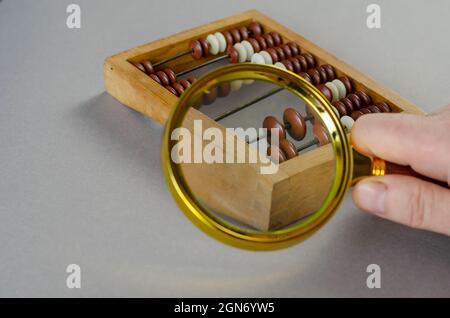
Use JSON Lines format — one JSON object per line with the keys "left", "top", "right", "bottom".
{"left": 1, "top": 0, "right": 450, "bottom": 297}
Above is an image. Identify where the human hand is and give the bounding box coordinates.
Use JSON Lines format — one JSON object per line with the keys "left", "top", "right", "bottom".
{"left": 351, "top": 105, "right": 450, "bottom": 236}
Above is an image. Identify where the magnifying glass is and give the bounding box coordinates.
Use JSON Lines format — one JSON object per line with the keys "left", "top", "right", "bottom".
{"left": 161, "top": 63, "right": 445, "bottom": 251}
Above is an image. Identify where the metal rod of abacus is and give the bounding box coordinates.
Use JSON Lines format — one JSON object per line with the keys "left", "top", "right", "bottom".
{"left": 154, "top": 48, "right": 194, "bottom": 68}
{"left": 297, "top": 138, "right": 318, "bottom": 152}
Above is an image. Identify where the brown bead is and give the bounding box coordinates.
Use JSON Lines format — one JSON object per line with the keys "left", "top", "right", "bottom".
{"left": 163, "top": 68, "right": 177, "bottom": 84}
{"left": 347, "top": 94, "right": 362, "bottom": 109}
{"left": 275, "top": 47, "right": 286, "bottom": 61}
{"left": 248, "top": 22, "right": 263, "bottom": 37}
{"left": 333, "top": 101, "right": 348, "bottom": 116}
{"left": 267, "top": 145, "right": 286, "bottom": 163}
{"left": 156, "top": 71, "right": 170, "bottom": 86}
{"left": 368, "top": 105, "right": 381, "bottom": 113}
{"left": 270, "top": 32, "right": 283, "bottom": 46}
{"left": 266, "top": 48, "right": 279, "bottom": 63}
{"left": 149, "top": 74, "right": 162, "bottom": 85}
{"left": 247, "top": 38, "right": 261, "bottom": 53}
{"left": 355, "top": 91, "right": 372, "bottom": 106}
{"left": 230, "top": 29, "right": 241, "bottom": 43}
{"left": 317, "top": 66, "right": 328, "bottom": 83}
{"left": 187, "top": 77, "right": 196, "bottom": 84}
{"left": 202, "top": 87, "right": 218, "bottom": 105}
{"left": 134, "top": 62, "right": 146, "bottom": 73}
{"left": 198, "top": 38, "right": 209, "bottom": 57}
{"left": 307, "top": 68, "right": 321, "bottom": 85}
{"left": 223, "top": 31, "right": 234, "bottom": 47}
{"left": 239, "top": 26, "right": 249, "bottom": 40}
{"left": 289, "top": 57, "right": 301, "bottom": 73}
{"left": 179, "top": 79, "right": 191, "bottom": 90}
{"left": 165, "top": 85, "right": 179, "bottom": 96}
{"left": 255, "top": 36, "right": 267, "bottom": 50}
{"left": 322, "top": 64, "right": 336, "bottom": 81}
{"left": 351, "top": 110, "right": 364, "bottom": 120}
{"left": 172, "top": 82, "right": 185, "bottom": 96}
{"left": 360, "top": 108, "right": 371, "bottom": 114}
{"left": 287, "top": 42, "right": 300, "bottom": 56}
{"left": 280, "top": 139, "right": 298, "bottom": 159}
{"left": 189, "top": 40, "right": 203, "bottom": 60}
{"left": 375, "top": 102, "right": 391, "bottom": 112}
{"left": 227, "top": 46, "right": 239, "bottom": 63}
{"left": 281, "top": 44, "right": 293, "bottom": 58}
{"left": 295, "top": 55, "right": 308, "bottom": 72}
{"left": 302, "top": 53, "right": 316, "bottom": 68}
{"left": 339, "top": 76, "right": 353, "bottom": 94}
{"left": 299, "top": 72, "right": 312, "bottom": 83}
{"left": 263, "top": 116, "right": 286, "bottom": 140}
{"left": 281, "top": 60, "right": 294, "bottom": 72}
{"left": 341, "top": 97, "right": 354, "bottom": 113}
{"left": 283, "top": 108, "right": 307, "bottom": 141}
{"left": 313, "top": 124, "right": 330, "bottom": 146}
{"left": 262, "top": 33, "right": 274, "bottom": 48}
{"left": 317, "top": 84, "right": 332, "bottom": 102}
{"left": 217, "top": 82, "right": 231, "bottom": 97}
{"left": 141, "top": 60, "right": 154, "bottom": 74}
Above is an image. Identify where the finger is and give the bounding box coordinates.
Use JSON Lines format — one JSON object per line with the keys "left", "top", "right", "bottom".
{"left": 353, "top": 175, "right": 450, "bottom": 236}
{"left": 351, "top": 113, "right": 450, "bottom": 183}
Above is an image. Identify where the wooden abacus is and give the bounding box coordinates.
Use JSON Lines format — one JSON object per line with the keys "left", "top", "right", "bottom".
{"left": 104, "top": 10, "right": 423, "bottom": 231}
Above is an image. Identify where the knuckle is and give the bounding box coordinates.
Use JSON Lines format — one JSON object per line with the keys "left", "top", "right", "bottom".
{"left": 407, "top": 183, "right": 432, "bottom": 229}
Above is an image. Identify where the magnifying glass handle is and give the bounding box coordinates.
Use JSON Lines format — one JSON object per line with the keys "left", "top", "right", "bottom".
{"left": 372, "top": 158, "right": 449, "bottom": 189}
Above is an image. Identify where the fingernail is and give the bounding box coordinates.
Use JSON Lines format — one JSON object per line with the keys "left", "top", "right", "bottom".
{"left": 355, "top": 180, "right": 387, "bottom": 215}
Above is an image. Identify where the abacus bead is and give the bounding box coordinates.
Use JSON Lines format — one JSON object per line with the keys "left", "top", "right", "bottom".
{"left": 351, "top": 110, "right": 364, "bottom": 120}
{"left": 202, "top": 87, "right": 218, "bottom": 105}
{"left": 317, "top": 84, "right": 333, "bottom": 102}
{"left": 233, "top": 43, "right": 247, "bottom": 63}
{"left": 227, "top": 46, "right": 239, "bottom": 63}
{"left": 241, "top": 40, "right": 255, "bottom": 61}
{"left": 260, "top": 51, "right": 273, "bottom": 65}
{"left": 361, "top": 108, "right": 371, "bottom": 114}
{"left": 341, "top": 98, "right": 354, "bottom": 113}
{"left": 283, "top": 108, "right": 307, "bottom": 141}
{"left": 248, "top": 22, "right": 263, "bottom": 37}
{"left": 164, "top": 68, "right": 177, "bottom": 84}
{"left": 179, "top": 79, "right": 191, "bottom": 89}
{"left": 274, "top": 62, "right": 287, "bottom": 70}
{"left": 332, "top": 79, "right": 347, "bottom": 100}
{"left": 247, "top": 38, "right": 261, "bottom": 53}
{"left": 331, "top": 105, "right": 340, "bottom": 117}
{"left": 322, "top": 64, "right": 336, "bottom": 81}
{"left": 295, "top": 55, "right": 308, "bottom": 72}
{"left": 223, "top": 31, "right": 234, "bottom": 47}
{"left": 376, "top": 102, "right": 391, "bottom": 112}
{"left": 156, "top": 71, "right": 170, "bottom": 86}
{"left": 187, "top": 77, "right": 196, "bottom": 84}
{"left": 267, "top": 145, "right": 286, "bottom": 163}
{"left": 313, "top": 124, "right": 330, "bottom": 146}
{"left": 355, "top": 91, "right": 372, "bottom": 106}
{"left": 172, "top": 82, "right": 185, "bottom": 96}
{"left": 281, "top": 44, "right": 293, "bottom": 58}
{"left": 266, "top": 48, "right": 279, "bottom": 63}
{"left": 270, "top": 32, "right": 283, "bottom": 46}
{"left": 134, "top": 62, "right": 146, "bottom": 73}
{"left": 302, "top": 53, "right": 316, "bottom": 68}
{"left": 206, "top": 34, "right": 220, "bottom": 55}
{"left": 262, "top": 33, "right": 274, "bottom": 48}
{"left": 214, "top": 32, "right": 227, "bottom": 53}
{"left": 317, "top": 66, "right": 328, "bottom": 83}
{"left": 198, "top": 38, "right": 209, "bottom": 57}
{"left": 339, "top": 76, "right": 353, "bottom": 93}
{"left": 230, "top": 80, "right": 243, "bottom": 91}
{"left": 325, "top": 82, "right": 340, "bottom": 103}
{"left": 230, "top": 29, "right": 241, "bottom": 43}
{"left": 333, "top": 101, "right": 348, "bottom": 116}
{"left": 149, "top": 74, "right": 162, "bottom": 85}
{"left": 142, "top": 60, "right": 154, "bottom": 74}
{"left": 280, "top": 139, "right": 298, "bottom": 159}
{"left": 218, "top": 82, "right": 231, "bottom": 97}
{"left": 299, "top": 72, "right": 312, "bottom": 83}
{"left": 255, "top": 36, "right": 267, "bottom": 50}
{"left": 165, "top": 85, "right": 179, "bottom": 96}
{"left": 347, "top": 94, "right": 362, "bottom": 109}
{"left": 368, "top": 105, "right": 381, "bottom": 113}
{"left": 281, "top": 59, "right": 294, "bottom": 72}
{"left": 275, "top": 47, "right": 286, "bottom": 61}
{"left": 251, "top": 53, "right": 266, "bottom": 64}
{"left": 340, "top": 116, "right": 355, "bottom": 132}
{"left": 307, "top": 68, "right": 321, "bottom": 85}
{"left": 287, "top": 42, "right": 300, "bottom": 56}
{"left": 239, "top": 26, "right": 249, "bottom": 40}
{"left": 263, "top": 116, "right": 286, "bottom": 140}
{"left": 289, "top": 57, "right": 301, "bottom": 73}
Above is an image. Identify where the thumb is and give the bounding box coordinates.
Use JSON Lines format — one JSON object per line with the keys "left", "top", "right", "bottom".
{"left": 353, "top": 175, "right": 450, "bottom": 236}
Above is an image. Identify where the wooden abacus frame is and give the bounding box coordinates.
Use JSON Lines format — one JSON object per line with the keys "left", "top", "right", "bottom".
{"left": 104, "top": 10, "right": 423, "bottom": 231}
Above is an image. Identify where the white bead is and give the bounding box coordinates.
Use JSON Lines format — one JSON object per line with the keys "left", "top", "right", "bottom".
{"left": 340, "top": 116, "right": 354, "bottom": 132}
{"left": 240, "top": 40, "right": 254, "bottom": 62}
{"left": 331, "top": 105, "right": 340, "bottom": 117}
{"left": 243, "top": 79, "right": 254, "bottom": 85}
{"left": 332, "top": 79, "right": 347, "bottom": 100}
{"left": 206, "top": 34, "right": 220, "bottom": 55}
{"left": 325, "top": 82, "right": 340, "bottom": 103}
{"left": 251, "top": 53, "right": 265, "bottom": 64}
{"left": 233, "top": 43, "right": 247, "bottom": 63}
{"left": 259, "top": 51, "right": 273, "bottom": 65}
{"left": 230, "top": 80, "right": 243, "bottom": 91}
{"left": 274, "top": 62, "right": 287, "bottom": 70}
{"left": 214, "top": 32, "right": 227, "bottom": 53}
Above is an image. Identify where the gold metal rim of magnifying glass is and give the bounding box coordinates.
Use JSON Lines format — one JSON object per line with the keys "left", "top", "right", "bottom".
{"left": 161, "top": 63, "right": 353, "bottom": 251}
